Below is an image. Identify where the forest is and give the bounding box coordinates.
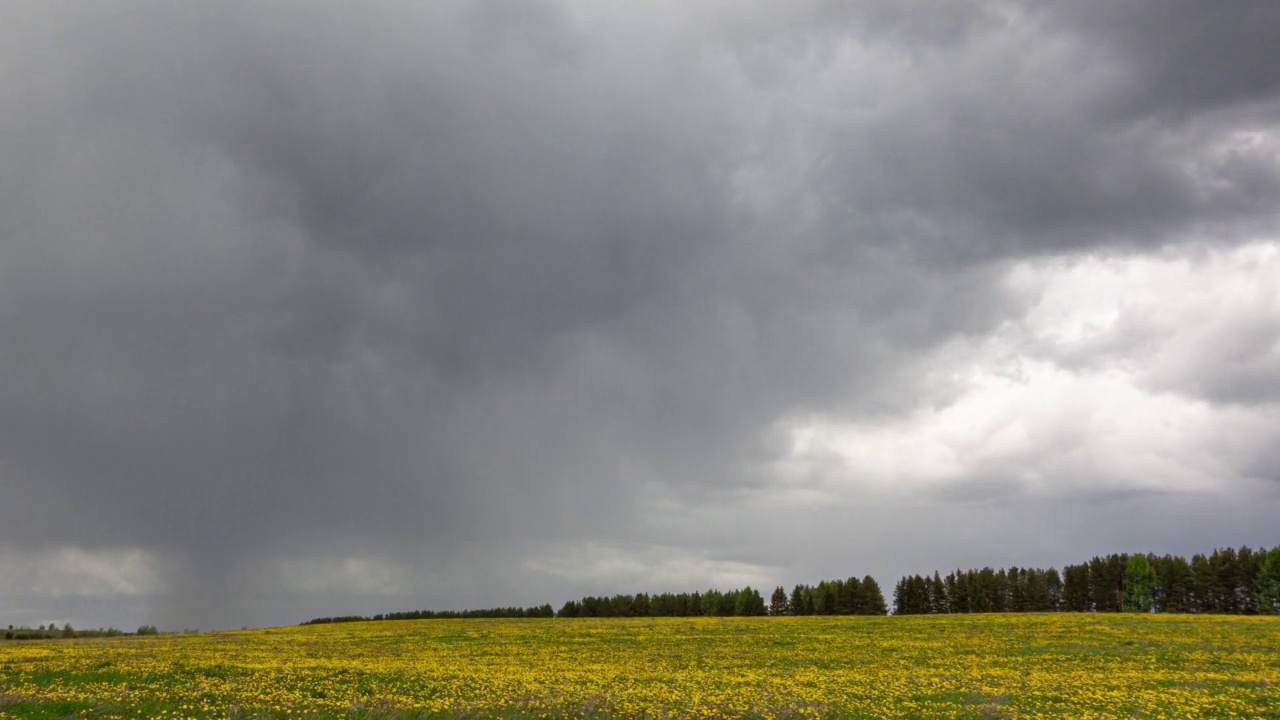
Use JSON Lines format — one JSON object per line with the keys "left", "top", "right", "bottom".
{"left": 299, "top": 545, "right": 1280, "bottom": 625}
{"left": 891, "top": 545, "right": 1280, "bottom": 615}
{"left": 557, "top": 577, "right": 889, "bottom": 618}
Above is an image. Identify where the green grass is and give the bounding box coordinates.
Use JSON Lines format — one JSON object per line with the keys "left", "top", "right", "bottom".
{"left": 1, "top": 614, "right": 1277, "bottom": 719}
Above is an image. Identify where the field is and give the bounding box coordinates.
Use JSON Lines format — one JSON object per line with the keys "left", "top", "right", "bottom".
{"left": 1, "top": 614, "right": 1278, "bottom": 719}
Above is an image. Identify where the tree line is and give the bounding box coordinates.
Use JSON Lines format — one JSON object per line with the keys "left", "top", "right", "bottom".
{"left": 767, "top": 576, "right": 889, "bottom": 616}
{"left": 557, "top": 586, "right": 769, "bottom": 617}
{"left": 892, "top": 546, "right": 1280, "bottom": 615}
{"left": 297, "top": 545, "right": 1279, "bottom": 626}
{"left": 556, "top": 576, "right": 890, "bottom": 618}
{"left": 302, "top": 604, "right": 556, "bottom": 624}
{"left": 303, "top": 576, "right": 889, "bottom": 625}
{"left": 3, "top": 623, "right": 158, "bottom": 641}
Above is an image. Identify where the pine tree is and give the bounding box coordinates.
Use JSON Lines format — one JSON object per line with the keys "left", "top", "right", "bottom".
{"left": 813, "top": 581, "right": 838, "bottom": 615}
{"left": 770, "top": 586, "right": 789, "bottom": 616}
{"left": 702, "top": 589, "right": 724, "bottom": 616}
{"left": 1007, "top": 567, "right": 1026, "bottom": 612}
{"left": 1237, "top": 546, "right": 1263, "bottom": 615}
{"left": 1190, "top": 553, "right": 1216, "bottom": 612}
{"left": 789, "top": 585, "right": 807, "bottom": 616}
{"left": 688, "top": 592, "right": 703, "bottom": 616}
{"left": 1062, "top": 564, "right": 1091, "bottom": 612}
{"left": 1096, "top": 555, "right": 1128, "bottom": 612}
{"left": 840, "top": 577, "right": 862, "bottom": 615}
{"left": 928, "top": 572, "right": 948, "bottom": 614}
{"left": 971, "top": 569, "right": 994, "bottom": 612}
{"left": 944, "top": 571, "right": 963, "bottom": 613}
{"left": 858, "top": 575, "right": 888, "bottom": 615}
{"left": 893, "top": 576, "right": 930, "bottom": 615}
{"left": 1211, "top": 547, "right": 1242, "bottom": 614}
{"left": 1152, "top": 555, "right": 1192, "bottom": 614}
{"left": 1023, "top": 569, "right": 1049, "bottom": 612}
{"left": 1044, "top": 567, "right": 1063, "bottom": 611}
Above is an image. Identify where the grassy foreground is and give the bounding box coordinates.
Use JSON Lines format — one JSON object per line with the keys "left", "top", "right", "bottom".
{"left": 1, "top": 614, "right": 1277, "bottom": 719}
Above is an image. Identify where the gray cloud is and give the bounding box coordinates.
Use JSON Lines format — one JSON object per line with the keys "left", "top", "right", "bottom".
{"left": 1047, "top": 0, "right": 1280, "bottom": 119}
{"left": 2, "top": 1, "right": 1278, "bottom": 629}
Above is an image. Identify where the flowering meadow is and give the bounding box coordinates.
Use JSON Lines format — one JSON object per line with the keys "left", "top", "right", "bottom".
{"left": 1, "top": 614, "right": 1277, "bottom": 719}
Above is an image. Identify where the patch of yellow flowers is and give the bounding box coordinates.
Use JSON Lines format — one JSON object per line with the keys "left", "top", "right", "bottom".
{"left": 1, "top": 614, "right": 1277, "bottom": 719}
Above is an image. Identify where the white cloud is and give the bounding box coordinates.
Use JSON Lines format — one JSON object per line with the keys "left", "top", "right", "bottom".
{"left": 1018, "top": 241, "right": 1280, "bottom": 391}
{"left": 775, "top": 241, "right": 1280, "bottom": 501}
{"left": 0, "top": 546, "right": 165, "bottom": 598}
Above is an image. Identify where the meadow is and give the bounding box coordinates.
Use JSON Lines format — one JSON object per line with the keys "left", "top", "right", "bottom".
{"left": 1, "top": 614, "right": 1277, "bottom": 719}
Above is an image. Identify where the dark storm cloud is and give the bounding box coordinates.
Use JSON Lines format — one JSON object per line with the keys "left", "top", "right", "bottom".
{"left": 1048, "top": 0, "right": 1280, "bottom": 119}
{"left": 797, "top": 6, "right": 1280, "bottom": 264}
{"left": 2, "top": 1, "right": 1278, "bottom": 628}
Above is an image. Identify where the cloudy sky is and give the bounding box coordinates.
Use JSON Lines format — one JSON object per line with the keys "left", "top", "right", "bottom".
{"left": 3, "top": 0, "right": 1279, "bottom": 631}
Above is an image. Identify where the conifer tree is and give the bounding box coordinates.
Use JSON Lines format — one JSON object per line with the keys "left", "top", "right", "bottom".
{"left": 1044, "top": 567, "right": 1063, "bottom": 611}
{"left": 840, "top": 577, "right": 862, "bottom": 615}
{"left": 1237, "top": 546, "right": 1262, "bottom": 615}
{"left": 944, "top": 572, "right": 963, "bottom": 613}
{"left": 789, "top": 585, "right": 807, "bottom": 616}
{"left": 812, "top": 582, "right": 832, "bottom": 615}
{"left": 770, "top": 586, "right": 789, "bottom": 616}
{"left": 1191, "top": 553, "right": 1216, "bottom": 612}
{"left": 928, "top": 572, "right": 947, "bottom": 614}
{"left": 1152, "top": 555, "right": 1192, "bottom": 613}
{"left": 858, "top": 575, "right": 888, "bottom": 615}
{"left": 702, "top": 589, "right": 723, "bottom": 616}
{"left": 1211, "top": 547, "right": 1242, "bottom": 614}
{"left": 1062, "top": 564, "right": 1090, "bottom": 612}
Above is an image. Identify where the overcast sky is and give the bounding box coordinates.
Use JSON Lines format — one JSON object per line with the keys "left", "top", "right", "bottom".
{"left": 3, "top": 0, "right": 1279, "bottom": 631}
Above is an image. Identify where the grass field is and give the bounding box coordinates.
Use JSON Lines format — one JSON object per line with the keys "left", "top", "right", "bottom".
{"left": 1, "top": 614, "right": 1277, "bottom": 719}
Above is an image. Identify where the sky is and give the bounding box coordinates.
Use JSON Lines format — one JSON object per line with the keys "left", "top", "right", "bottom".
{"left": 2, "top": 0, "right": 1279, "bottom": 632}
